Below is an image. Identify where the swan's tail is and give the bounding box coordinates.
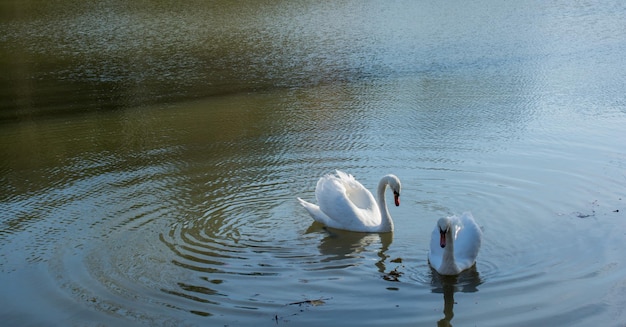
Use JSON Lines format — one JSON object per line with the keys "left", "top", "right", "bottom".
{"left": 297, "top": 197, "right": 319, "bottom": 214}
{"left": 296, "top": 197, "right": 309, "bottom": 207}
{"left": 297, "top": 197, "right": 333, "bottom": 226}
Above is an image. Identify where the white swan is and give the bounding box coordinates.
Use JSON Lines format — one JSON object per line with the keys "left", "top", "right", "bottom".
{"left": 297, "top": 170, "right": 401, "bottom": 233}
{"left": 428, "top": 212, "right": 482, "bottom": 275}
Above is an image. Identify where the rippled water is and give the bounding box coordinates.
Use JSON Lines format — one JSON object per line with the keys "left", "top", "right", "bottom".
{"left": 2, "top": 1, "right": 626, "bottom": 326}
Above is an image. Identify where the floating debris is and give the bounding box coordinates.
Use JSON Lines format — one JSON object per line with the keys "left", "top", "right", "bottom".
{"left": 383, "top": 266, "right": 403, "bottom": 282}
{"left": 288, "top": 297, "right": 329, "bottom": 306}
{"left": 575, "top": 211, "right": 595, "bottom": 219}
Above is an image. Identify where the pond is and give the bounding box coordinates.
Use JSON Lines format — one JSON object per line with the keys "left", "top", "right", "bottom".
{"left": 1, "top": 1, "right": 626, "bottom": 326}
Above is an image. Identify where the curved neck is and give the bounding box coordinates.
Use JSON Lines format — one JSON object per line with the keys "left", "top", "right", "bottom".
{"left": 440, "top": 230, "right": 458, "bottom": 274}
{"left": 376, "top": 177, "right": 394, "bottom": 231}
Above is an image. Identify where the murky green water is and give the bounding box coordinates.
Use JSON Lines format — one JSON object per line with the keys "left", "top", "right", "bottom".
{"left": 2, "top": 1, "right": 626, "bottom": 326}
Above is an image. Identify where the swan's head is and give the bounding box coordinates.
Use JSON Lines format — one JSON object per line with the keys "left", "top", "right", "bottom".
{"left": 437, "top": 217, "right": 452, "bottom": 248}
{"left": 384, "top": 174, "right": 401, "bottom": 207}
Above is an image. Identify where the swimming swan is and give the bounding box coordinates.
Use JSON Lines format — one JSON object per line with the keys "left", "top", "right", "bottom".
{"left": 297, "top": 170, "right": 401, "bottom": 232}
{"left": 429, "top": 212, "right": 482, "bottom": 275}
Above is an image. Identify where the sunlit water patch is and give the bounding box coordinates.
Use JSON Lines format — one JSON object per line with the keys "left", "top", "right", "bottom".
{"left": 3, "top": 76, "right": 625, "bottom": 326}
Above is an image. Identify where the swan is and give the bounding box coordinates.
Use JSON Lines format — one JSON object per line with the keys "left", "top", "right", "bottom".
{"left": 428, "top": 212, "right": 482, "bottom": 275}
{"left": 297, "top": 170, "right": 401, "bottom": 232}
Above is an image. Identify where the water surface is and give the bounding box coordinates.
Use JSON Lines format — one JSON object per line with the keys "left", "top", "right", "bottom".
{"left": 1, "top": 1, "right": 626, "bottom": 326}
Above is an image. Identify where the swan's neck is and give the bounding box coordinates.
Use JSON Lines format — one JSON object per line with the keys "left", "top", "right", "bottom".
{"left": 376, "top": 177, "right": 394, "bottom": 231}
{"left": 440, "top": 230, "right": 459, "bottom": 274}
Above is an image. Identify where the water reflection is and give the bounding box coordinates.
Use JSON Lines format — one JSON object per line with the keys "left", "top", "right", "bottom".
{"left": 305, "top": 224, "right": 392, "bottom": 273}
{"left": 430, "top": 267, "right": 482, "bottom": 327}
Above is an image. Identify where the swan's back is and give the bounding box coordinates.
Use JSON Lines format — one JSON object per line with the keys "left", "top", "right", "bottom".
{"left": 314, "top": 171, "right": 381, "bottom": 230}
{"left": 453, "top": 212, "right": 482, "bottom": 270}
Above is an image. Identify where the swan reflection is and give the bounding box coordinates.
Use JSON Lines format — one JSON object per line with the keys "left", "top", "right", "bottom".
{"left": 305, "top": 224, "right": 392, "bottom": 272}
{"left": 430, "top": 266, "right": 482, "bottom": 327}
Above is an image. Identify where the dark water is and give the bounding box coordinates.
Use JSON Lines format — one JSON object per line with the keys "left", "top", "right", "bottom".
{"left": 2, "top": 1, "right": 626, "bottom": 326}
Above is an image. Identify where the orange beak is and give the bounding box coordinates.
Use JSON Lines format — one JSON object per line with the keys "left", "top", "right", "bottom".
{"left": 439, "top": 230, "right": 446, "bottom": 248}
